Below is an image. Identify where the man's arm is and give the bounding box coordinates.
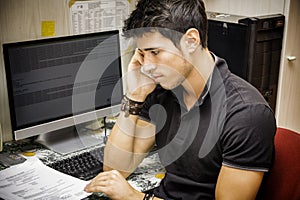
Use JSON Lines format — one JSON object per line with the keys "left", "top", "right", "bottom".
{"left": 103, "top": 112, "right": 156, "bottom": 178}
{"left": 102, "top": 48, "right": 157, "bottom": 177}
{"left": 84, "top": 48, "right": 158, "bottom": 199}
{"left": 215, "top": 166, "right": 264, "bottom": 200}
{"left": 84, "top": 113, "right": 160, "bottom": 200}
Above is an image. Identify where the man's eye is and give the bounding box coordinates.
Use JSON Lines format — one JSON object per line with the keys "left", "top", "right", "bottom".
{"left": 151, "top": 50, "right": 159, "bottom": 55}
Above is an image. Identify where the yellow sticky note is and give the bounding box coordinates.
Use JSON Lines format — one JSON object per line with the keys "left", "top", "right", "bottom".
{"left": 41, "top": 21, "right": 55, "bottom": 37}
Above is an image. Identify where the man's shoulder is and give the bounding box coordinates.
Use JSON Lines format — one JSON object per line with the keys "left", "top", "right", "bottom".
{"left": 222, "top": 76, "right": 276, "bottom": 136}
{"left": 224, "top": 73, "right": 270, "bottom": 110}
{"left": 210, "top": 60, "right": 272, "bottom": 117}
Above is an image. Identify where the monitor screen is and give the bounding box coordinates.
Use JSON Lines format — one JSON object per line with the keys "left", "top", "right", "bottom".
{"left": 3, "top": 30, "right": 123, "bottom": 153}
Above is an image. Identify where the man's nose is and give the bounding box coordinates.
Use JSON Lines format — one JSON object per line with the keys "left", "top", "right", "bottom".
{"left": 142, "top": 64, "right": 156, "bottom": 74}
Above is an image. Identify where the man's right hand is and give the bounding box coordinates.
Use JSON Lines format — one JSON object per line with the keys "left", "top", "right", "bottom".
{"left": 126, "top": 48, "right": 156, "bottom": 102}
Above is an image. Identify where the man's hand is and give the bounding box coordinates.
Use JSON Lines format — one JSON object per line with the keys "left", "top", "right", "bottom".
{"left": 84, "top": 170, "right": 144, "bottom": 200}
{"left": 126, "top": 48, "right": 156, "bottom": 102}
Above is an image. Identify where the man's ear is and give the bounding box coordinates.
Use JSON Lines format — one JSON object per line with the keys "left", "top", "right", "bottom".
{"left": 184, "top": 28, "right": 201, "bottom": 53}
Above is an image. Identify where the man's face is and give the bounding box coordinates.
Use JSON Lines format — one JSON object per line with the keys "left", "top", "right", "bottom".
{"left": 136, "top": 31, "right": 194, "bottom": 90}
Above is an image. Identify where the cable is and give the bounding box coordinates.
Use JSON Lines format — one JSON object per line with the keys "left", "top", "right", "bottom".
{"left": 103, "top": 116, "right": 107, "bottom": 145}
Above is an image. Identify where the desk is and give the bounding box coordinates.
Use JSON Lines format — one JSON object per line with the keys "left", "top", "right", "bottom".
{"left": 0, "top": 139, "right": 165, "bottom": 200}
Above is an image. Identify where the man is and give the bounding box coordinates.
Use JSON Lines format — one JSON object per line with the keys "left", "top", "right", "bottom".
{"left": 84, "top": 0, "right": 276, "bottom": 199}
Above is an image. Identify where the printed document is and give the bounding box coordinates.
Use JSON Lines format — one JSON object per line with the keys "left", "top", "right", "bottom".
{"left": 70, "top": 0, "right": 129, "bottom": 34}
{"left": 0, "top": 157, "right": 91, "bottom": 200}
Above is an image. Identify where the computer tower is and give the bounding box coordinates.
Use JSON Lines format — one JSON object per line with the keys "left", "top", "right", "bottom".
{"left": 207, "top": 12, "right": 285, "bottom": 111}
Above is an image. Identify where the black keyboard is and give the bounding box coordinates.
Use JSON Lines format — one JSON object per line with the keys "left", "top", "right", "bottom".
{"left": 48, "top": 147, "right": 104, "bottom": 181}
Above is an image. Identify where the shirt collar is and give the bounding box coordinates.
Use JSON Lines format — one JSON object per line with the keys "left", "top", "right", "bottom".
{"left": 196, "top": 52, "right": 215, "bottom": 106}
{"left": 197, "top": 72, "right": 212, "bottom": 106}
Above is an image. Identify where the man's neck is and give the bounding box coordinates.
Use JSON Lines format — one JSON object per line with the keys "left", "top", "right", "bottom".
{"left": 182, "top": 48, "right": 215, "bottom": 110}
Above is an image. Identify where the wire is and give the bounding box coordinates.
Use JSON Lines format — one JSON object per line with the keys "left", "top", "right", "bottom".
{"left": 103, "top": 116, "right": 107, "bottom": 144}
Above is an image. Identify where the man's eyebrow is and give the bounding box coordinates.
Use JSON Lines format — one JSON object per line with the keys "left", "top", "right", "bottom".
{"left": 139, "top": 47, "right": 159, "bottom": 51}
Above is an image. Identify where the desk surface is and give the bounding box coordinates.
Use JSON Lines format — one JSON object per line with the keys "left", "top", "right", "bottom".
{"left": 0, "top": 139, "right": 165, "bottom": 200}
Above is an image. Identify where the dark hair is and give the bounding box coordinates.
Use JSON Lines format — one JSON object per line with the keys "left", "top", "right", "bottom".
{"left": 122, "top": 0, "right": 208, "bottom": 48}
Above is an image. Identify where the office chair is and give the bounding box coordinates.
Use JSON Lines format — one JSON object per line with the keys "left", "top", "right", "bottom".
{"left": 258, "top": 127, "right": 300, "bottom": 200}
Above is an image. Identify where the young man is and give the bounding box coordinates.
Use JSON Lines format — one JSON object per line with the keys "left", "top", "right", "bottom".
{"left": 84, "top": 0, "right": 276, "bottom": 199}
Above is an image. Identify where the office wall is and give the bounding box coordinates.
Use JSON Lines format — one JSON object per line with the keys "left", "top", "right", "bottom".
{"left": 203, "top": 0, "right": 285, "bottom": 16}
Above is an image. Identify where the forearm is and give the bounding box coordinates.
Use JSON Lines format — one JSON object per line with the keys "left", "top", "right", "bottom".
{"left": 103, "top": 111, "right": 155, "bottom": 177}
{"left": 102, "top": 47, "right": 156, "bottom": 178}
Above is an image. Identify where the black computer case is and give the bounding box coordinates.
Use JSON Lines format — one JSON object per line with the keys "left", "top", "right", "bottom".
{"left": 207, "top": 12, "right": 285, "bottom": 111}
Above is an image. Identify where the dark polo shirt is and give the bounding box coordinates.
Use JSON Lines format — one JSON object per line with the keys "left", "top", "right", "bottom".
{"left": 139, "top": 55, "right": 276, "bottom": 200}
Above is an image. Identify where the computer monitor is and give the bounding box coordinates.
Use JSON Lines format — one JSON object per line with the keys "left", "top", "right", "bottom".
{"left": 3, "top": 30, "right": 123, "bottom": 154}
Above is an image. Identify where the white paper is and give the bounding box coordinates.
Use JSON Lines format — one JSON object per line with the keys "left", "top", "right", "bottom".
{"left": 70, "top": 0, "right": 129, "bottom": 35}
{"left": 0, "top": 157, "right": 91, "bottom": 200}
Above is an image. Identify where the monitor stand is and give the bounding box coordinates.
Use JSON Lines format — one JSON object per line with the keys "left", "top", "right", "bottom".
{"left": 36, "top": 126, "right": 103, "bottom": 155}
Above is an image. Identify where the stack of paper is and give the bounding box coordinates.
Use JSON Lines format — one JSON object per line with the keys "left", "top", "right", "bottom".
{"left": 0, "top": 157, "right": 91, "bottom": 200}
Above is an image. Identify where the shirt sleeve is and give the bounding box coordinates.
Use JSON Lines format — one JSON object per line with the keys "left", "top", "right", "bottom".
{"left": 138, "top": 85, "right": 167, "bottom": 123}
{"left": 221, "top": 103, "right": 277, "bottom": 172}
{"left": 138, "top": 92, "right": 155, "bottom": 123}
